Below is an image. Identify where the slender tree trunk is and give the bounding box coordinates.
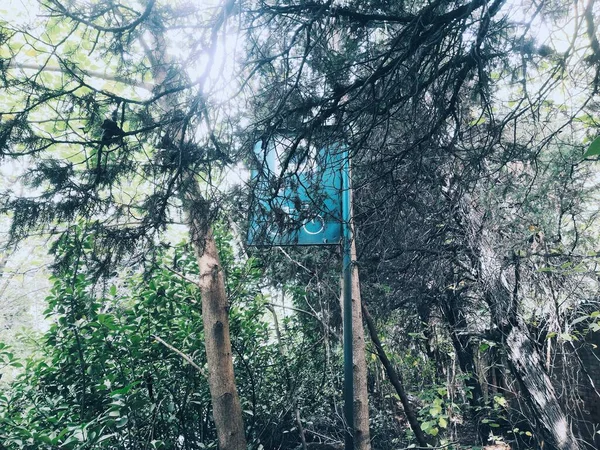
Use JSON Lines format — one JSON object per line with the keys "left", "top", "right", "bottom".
{"left": 267, "top": 303, "right": 308, "bottom": 450}
{"left": 145, "top": 2, "right": 246, "bottom": 445}
{"left": 456, "top": 189, "right": 581, "bottom": 450}
{"left": 489, "top": 269, "right": 579, "bottom": 449}
{"left": 343, "top": 238, "right": 371, "bottom": 450}
{"left": 442, "top": 290, "right": 485, "bottom": 407}
{"left": 362, "top": 303, "right": 429, "bottom": 448}
{"left": 441, "top": 291, "right": 489, "bottom": 443}
{"left": 417, "top": 302, "right": 444, "bottom": 381}
{"left": 190, "top": 221, "right": 247, "bottom": 450}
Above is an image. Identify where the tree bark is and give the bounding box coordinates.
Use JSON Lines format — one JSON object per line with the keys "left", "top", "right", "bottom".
{"left": 190, "top": 221, "right": 247, "bottom": 450}
{"left": 362, "top": 302, "right": 429, "bottom": 448}
{"left": 417, "top": 302, "right": 445, "bottom": 381}
{"left": 505, "top": 319, "right": 579, "bottom": 450}
{"left": 477, "top": 236, "right": 580, "bottom": 450}
{"left": 144, "top": 3, "right": 246, "bottom": 445}
{"left": 344, "top": 238, "right": 371, "bottom": 450}
{"left": 454, "top": 186, "right": 582, "bottom": 450}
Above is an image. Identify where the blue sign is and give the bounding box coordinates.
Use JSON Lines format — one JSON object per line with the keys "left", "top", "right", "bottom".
{"left": 247, "top": 137, "right": 344, "bottom": 246}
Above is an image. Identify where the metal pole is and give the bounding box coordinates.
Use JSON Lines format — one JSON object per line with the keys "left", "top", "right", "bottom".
{"left": 342, "top": 147, "right": 354, "bottom": 450}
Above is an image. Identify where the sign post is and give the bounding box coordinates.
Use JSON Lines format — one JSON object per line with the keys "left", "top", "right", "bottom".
{"left": 248, "top": 138, "right": 354, "bottom": 449}
{"left": 341, "top": 150, "right": 354, "bottom": 450}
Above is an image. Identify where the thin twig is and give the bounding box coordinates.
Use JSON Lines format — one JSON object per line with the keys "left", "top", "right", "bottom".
{"left": 267, "top": 302, "right": 339, "bottom": 340}
{"left": 399, "top": 442, "right": 458, "bottom": 450}
{"left": 266, "top": 302, "right": 316, "bottom": 318}
{"left": 277, "top": 247, "right": 313, "bottom": 273}
{"left": 7, "top": 61, "right": 155, "bottom": 91}
{"left": 162, "top": 265, "right": 199, "bottom": 288}
{"left": 152, "top": 334, "right": 206, "bottom": 376}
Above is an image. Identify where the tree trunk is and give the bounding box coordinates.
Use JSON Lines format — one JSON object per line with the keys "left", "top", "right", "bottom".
{"left": 417, "top": 302, "right": 445, "bottom": 381}
{"left": 477, "top": 239, "right": 579, "bottom": 450}
{"left": 362, "top": 303, "right": 429, "bottom": 448}
{"left": 442, "top": 290, "right": 485, "bottom": 407}
{"left": 145, "top": 4, "right": 246, "bottom": 445}
{"left": 190, "top": 220, "right": 247, "bottom": 450}
{"left": 441, "top": 290, "right": 489, "bottom": 443}
{"left": 505, "top": 319, "right": 579, "bottom": 450}
{"left": 344, "top": 238, "right": 371, "bottom": 450}
{"left": 456, "top": 188, "right": 582, "bottom": 450}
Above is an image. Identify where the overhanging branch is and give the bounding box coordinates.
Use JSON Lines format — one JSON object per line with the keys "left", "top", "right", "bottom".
{"left": 6, "top": 60, "right": 155, "bottom": 91}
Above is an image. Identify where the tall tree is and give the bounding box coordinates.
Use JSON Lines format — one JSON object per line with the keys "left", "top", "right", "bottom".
{"left": 0, "top": 1, "right": 246, "bottom": 448}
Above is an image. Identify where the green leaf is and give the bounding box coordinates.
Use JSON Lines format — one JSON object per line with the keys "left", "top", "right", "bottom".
{"left": 560, "top": 332, "right": 576, "bottom": 342}
{"left": 34, "top": 433, "right": 52, "bottom": 444}
{"left": 493, "top": 395, "right": 507, "bottom": 407}
{"left": 584, "top": 136, "right": 600, "bottom": 157}
{"left": 429, "top": 406, "right": 442, "bottom": 417}
{"left": 439, "top": 417, "right": 448, "bottom": 428}
{"left": 469, "top": 116, "right": 486, "bottom": 126}
{"left": 571, "top": 315, "right": 589, "bottom": 326}
{"left": 116, "top": 417, "right": 128, "bottom": 428}
{"left": 96, "top": 434, "right": 116, "bottom": 444}
{"left": 427, "top": 427, "right": 439, "bottom": 436}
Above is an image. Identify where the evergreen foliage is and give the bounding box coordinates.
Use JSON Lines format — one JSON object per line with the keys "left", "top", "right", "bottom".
{"left": 2, "top": 0, "right": 600, "bottom": 449}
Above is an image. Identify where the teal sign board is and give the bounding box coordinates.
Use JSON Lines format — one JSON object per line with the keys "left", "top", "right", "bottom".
{"left": 247, "top": 138, "right": 344, "bottom": 246}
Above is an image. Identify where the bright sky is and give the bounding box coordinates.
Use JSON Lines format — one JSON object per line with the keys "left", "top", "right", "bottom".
{"left": 0, "top": 0, "right": 37, "bottom": 25}
{"left": 0, "top": 0, "right": 239, "bottom": 103}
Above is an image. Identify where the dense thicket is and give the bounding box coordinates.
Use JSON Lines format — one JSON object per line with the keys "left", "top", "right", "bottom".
{"left": 2, "top": 0, "right": 600, "bottom": 449}
{"left": 0, "top": 226, "right": 349, "bottom": 449}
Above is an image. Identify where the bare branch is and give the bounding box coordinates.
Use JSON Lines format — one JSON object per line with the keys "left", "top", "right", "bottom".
{"left": 47, "top": 0, "right": 157, "bottom": 34}
{"left": 152, "top": 334, "right": 206, "bottom": 376}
